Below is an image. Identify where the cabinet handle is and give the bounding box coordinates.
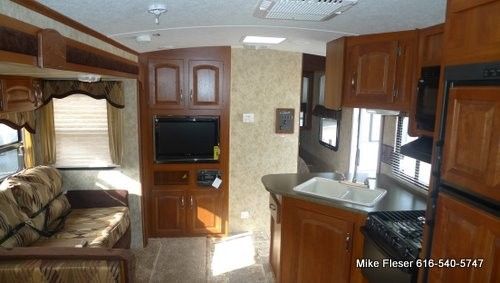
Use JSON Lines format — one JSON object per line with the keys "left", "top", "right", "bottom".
{"left": 190, "top": 89, "right": 193, "bottom": 101}
{"left": 180, "top": 196, "right": 185, "bottom": 207}
{"left": 180, "top": 89, "right": 183, "bottom": 101}
{"left": 345, "top": 233, "right": 351, "bottom": 251}
{"left": 351, "top": 72, "right": 357, "bottom": 91}
{"left": 190, "top": 195, "right": 194, "bottom": 208}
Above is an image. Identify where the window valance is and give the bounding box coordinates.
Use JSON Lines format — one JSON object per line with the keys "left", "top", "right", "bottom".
{"left": 42, "top": 80, "right": 124, "bottom": 108}
{"left": 0, "top": 111, "right": 35, "bottom": 133}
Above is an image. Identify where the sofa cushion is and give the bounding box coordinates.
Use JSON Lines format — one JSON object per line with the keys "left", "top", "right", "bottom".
{"left": 39, "top": 206, "right": 129, "bottom": 248}
{"left": 0, "top": 259, "right": 123, "bottom": 283}
{"left": 0, "top": 182, "right": 39, "bottom": 247}
{"left": 11, "top": 166, "right": 63, "bottom": 196}
{"left": 7, "top": 178, "right": 53, "bottom": 219}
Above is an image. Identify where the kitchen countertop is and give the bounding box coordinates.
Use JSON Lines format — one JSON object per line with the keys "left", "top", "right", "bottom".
{"left": 261, "top": 173, "right": 427, "bottom": 214}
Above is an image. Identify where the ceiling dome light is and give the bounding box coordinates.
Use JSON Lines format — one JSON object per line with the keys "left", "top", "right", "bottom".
{"left": 78, "top": 74, "right": 101, "bottom": 83}
{"left": 148, "top": 3, "right": 167, "bottom": 25}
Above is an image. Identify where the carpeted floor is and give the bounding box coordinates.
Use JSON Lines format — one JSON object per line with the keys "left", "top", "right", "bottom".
{"left": 133, "top": 231, "right": 275, "bottom": 283}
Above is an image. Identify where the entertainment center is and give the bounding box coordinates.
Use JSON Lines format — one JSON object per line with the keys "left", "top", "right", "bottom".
{"left": 139, "top": 47, "right": 231, "bottom": 238}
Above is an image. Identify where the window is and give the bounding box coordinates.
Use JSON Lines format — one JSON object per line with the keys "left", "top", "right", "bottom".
{"left": 319, "top": 117, "right": 339, "bottom": 151}
{"left": 392, "top": 116, "right": 431, "bottom": 189}
{"left": 349, "top": 109, "right": 383, "bottom": 180}
{"left": 299, "top": 73, "right": 313, "bottom": 128}
{"left": 0, "top": 124, "right": 23, "bottom": 179}
{"left": 53, "top": 94, "right": 113, "bottom": 167}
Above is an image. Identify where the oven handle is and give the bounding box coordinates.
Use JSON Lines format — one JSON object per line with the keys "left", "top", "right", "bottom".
{"left": 360, "top": 227, "right": 417, "bottom": 274}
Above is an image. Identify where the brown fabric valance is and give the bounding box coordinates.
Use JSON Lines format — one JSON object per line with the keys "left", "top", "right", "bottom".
{"left": 0, "top": 111, "right": 35, "bottom": 133}
{"left": 42, "top": 80, "right": 124, "bottom": 108}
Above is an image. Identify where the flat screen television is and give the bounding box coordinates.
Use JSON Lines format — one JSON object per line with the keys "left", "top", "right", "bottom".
{"left": 154, "top": 116, "right": 220, "bottom": 163}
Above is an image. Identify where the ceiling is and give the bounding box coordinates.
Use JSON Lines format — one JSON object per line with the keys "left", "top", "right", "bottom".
{"left": 38, "top": 0, "right": 446, "bottom": 56}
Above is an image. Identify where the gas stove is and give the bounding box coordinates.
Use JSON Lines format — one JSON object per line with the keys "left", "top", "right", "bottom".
{"left": 364, "top": 210, "right": 426, "bottom": 262}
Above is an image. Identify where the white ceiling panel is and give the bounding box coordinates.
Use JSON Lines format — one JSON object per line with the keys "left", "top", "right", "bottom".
{"left": 36, "top": 0, "right": 446, "bottom": 55}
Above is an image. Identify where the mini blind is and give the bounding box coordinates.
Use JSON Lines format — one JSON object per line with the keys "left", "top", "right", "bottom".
{"left": 388, "top": 116, "right": 431, "bottom": 190}
{"left": 53, "top": 94, "right": 112, "bottom": 167}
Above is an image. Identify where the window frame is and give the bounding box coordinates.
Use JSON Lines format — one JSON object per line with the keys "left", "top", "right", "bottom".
{"left": 318, "top": 117, "right": 340, "bottom": 151}
{"left": 0, "top": 126, "right": 24, "bottom": 180}
{"left": 52, "top": 95, "right": 116, "bottom": 169}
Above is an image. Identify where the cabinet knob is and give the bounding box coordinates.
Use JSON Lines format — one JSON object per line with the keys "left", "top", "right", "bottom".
{"left": 345, "top": 233, "right": 351, "bottom": 251}
{"left": 180, "top": 196, "right": 185, "bottom": 207}
{"left": 190, "top": 195, "right": 194, "bottom": 208}
{"left": 180, "top": 89, "right": 183, "bottom": 101}
{"left": 190, "top": 89, "right": 193, "bottom": 101}
{"left": 351, "top": 72, "right": 357, "bottom": 91}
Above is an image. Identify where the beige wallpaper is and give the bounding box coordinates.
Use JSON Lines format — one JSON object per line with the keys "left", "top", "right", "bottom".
{"left": 0, "top": 1, "right": 137, "bottom": 62}
{"left": 35, "top": 80, "right": 144, "bottom": 248}
{"left": 229, "top": 48, "right": 301, "bottom": 234}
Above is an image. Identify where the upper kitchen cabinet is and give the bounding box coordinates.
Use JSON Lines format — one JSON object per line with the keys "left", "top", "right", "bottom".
{"left": 0, "top": 76, "right": 42, "bottom": 113}
{"left": 342, "top": 31, "right": 418, "bottom": 111}
{"left": 408, "top": 24, "right": 444, "bottom": 137}
{"left": 324, "top": 37, "right": 345, "bottom": 110}
{"left": 149, "top": 58, "right": 185, "bottom": 109}
{"left": 443, "top": 0, "right": 500, "bottom": 65}
{"left": 188, "top": 60, "right": 224, "bottom": 110}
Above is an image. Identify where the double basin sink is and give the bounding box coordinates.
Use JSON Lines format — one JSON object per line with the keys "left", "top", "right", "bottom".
{"left": 293, "top": 177, "right": 387, "bottom": 207}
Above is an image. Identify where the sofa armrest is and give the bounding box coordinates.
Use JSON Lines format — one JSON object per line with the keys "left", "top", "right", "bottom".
{"left": 66, "top": 190, "right": 129, "bottom": 208}
{"left": 0, "top": 247, "right": 134, "bottom": 282}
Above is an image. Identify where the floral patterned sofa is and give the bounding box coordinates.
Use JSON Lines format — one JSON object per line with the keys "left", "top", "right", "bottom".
{"left": 0, "top": 166, "right": 134, "bottom": 282}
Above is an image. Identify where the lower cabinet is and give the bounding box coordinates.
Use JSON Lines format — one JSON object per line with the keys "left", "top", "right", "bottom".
{"left": 151, "top": 190, "right": 223, "bottom": 236}
{"left": 277, "top": 196, "right": 366, "bottom": 283}
{"left": 428, "top": 193, "right": 499, "bottom": 283}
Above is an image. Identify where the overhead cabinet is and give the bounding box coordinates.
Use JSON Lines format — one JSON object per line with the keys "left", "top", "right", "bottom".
{"left": 0, "top": 76, "right": 42, "bottom": 113}
{"left": 149, "top": 58, "right": 224, "bottom": 110}
{"left": 342, "top": 31, "right": 417, "bottom": 111}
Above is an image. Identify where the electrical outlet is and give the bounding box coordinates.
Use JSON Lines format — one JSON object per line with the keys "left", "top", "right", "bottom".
{"left": 240, "top": 211, "right": 250, "bottom": 219}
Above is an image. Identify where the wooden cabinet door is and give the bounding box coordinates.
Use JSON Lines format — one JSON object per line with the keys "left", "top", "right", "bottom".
{"left": 187, "top": 191, "right": 222, "bottom": 234}
{"left": 441, "top": 86, "right": 500, "bottom": 202}
{"left": 344, "top": 40, "right": 398, "bottom": 107}
{"left": 150, "top": 190, "right": 186, "bottom": 236}
{"left": 443, "top": 0, "right": 500, "bottom": 65}
{"left": 149, "top": 58, "right": 185, "bottom": 109}
{"left": 269, "top": 194, "right": 282, "bottom": 282}
{"left": 188, "top": 60, "right": 223, "bottom": 109}
{"left": 0, "top": 77, "right": 40, "bottom": 112}
{"left": 324, "top": 37, "right": 345, "bottom": 110}
{"left": 429, "top": 193, "right": 499, "bottom": 283}
{"left": 280, "top": 199, "right": 353, "bottom": 283}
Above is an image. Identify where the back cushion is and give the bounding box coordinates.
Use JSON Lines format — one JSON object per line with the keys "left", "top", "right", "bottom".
{"left": 12, "top": 166, "right": 63, "bottom": 196}
{"left": 8, "top": 178, "right": 53, "bottom": 219}
{"left": 0, "top": 181, "right": 39, "bottom": 247}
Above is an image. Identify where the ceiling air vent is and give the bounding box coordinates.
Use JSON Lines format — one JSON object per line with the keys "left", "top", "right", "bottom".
{"left": 255, "top": 0, "right": 358, "bottom": 21}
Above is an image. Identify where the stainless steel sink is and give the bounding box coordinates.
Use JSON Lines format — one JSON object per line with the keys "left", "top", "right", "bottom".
{"left": 293, "top": 177, "right": 387, "bottom": 207}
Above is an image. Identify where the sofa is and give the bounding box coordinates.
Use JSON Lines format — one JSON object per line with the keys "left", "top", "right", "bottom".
{"left": 0, "top": 166, "right": 134, "bottom": 282}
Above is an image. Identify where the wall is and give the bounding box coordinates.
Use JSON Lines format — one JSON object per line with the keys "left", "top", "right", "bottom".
{"left": 229, "top": 48, "right": 301, "bottom": 234}
{"left": 37, "top": 80, "right": 144, "bottom": 248}
{"left": 299, "top": 72, "right": 353, "bottom": 175}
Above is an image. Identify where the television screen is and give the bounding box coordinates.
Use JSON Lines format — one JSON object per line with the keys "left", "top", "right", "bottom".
{"left": 154, "top": 116, "right": 220, "bottom": 163}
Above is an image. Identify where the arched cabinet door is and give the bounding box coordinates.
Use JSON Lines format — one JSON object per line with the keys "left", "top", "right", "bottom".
{"left": 148, "top": 58, "right": 185, "bottom": 109}
{"left": 188, "top": 60, "right": 223, "bottom": 109}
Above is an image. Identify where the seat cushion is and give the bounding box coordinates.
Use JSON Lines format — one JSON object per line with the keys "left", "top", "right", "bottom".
{"left": 38, "top": 207, "right": 130, "bottom": 248}
{"left": 0, "top": 182, "right": 39, "bottom": 247}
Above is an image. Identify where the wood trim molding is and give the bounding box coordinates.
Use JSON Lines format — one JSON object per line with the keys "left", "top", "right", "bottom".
{"left": 10, "top": 0, "right": 138, "bottom": 56}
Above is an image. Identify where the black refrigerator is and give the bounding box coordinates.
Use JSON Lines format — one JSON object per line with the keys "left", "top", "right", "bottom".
{"left": 424, "top": 62, "right": 500, "bottom": 282}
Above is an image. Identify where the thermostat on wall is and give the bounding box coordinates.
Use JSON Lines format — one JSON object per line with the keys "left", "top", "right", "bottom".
{"left": 275, "top": 108, "right": 295, "bottom": 134}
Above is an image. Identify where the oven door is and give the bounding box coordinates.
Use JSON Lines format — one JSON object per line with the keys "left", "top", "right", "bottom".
{"left": 361, "top": 229, "right": 417, "bottom": 283}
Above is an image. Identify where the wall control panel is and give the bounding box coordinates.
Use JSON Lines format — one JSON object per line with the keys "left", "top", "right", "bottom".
{"left": 275, "top": 108, "right": 295, "bottom": 134}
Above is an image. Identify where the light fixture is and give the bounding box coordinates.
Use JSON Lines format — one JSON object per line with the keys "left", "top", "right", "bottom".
{"left": 254, "top": 0, "right": 358, "bottom": 22}
{"left": 242, "top": 36, "right": 286, "bottom": 44}
{"left": 78, "top": 74, "right": 101, "bottom": 83}
{"left": 148, "top": 3, "right": 167, "bottom": 25}
{"left": 136, "top": 34, "right": 152, "bottom": 42}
